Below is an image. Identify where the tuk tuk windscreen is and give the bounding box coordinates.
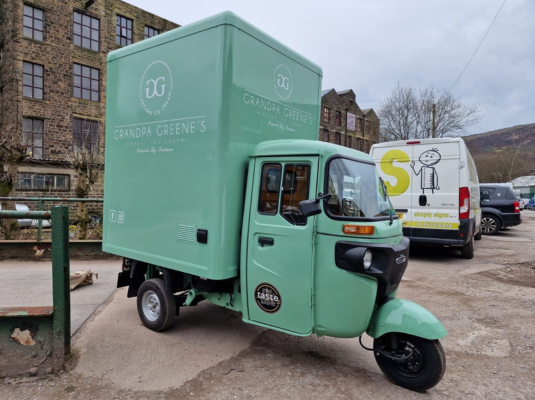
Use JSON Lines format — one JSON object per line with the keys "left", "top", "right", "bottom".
{"left": 326, "top": 158, "right": 393, "bottom": 219}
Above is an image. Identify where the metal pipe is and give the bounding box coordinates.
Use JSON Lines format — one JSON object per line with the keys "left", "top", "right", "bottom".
{"left": 0, "top": 211, "right": 51, "bottom": 219}
{"left": 38, "top": 199, "right": 43, "bottom": 242}
{"left": 0, "top": 197, "right": 103, "bottom": 202}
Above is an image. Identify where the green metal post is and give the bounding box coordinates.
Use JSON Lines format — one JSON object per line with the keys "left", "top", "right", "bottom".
{"left": 51, "top": 206, "right": 71, "bottom": 372}
{"left": 37, "top": 198, "right": 43, "bottom": 241}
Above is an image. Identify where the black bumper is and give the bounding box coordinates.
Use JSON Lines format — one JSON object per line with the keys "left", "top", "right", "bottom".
{"left": 335, "top": 237, "right": 410, "bottom": 299}
{"left": 501, "top": 213, "right": 522, "bottom": 228}
{"left": 404, "top": 218, "right": 475, "bottom": 246}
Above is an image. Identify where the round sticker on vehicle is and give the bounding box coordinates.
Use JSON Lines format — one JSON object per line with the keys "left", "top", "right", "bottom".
{"left": 255, "top": 283, "right": 281, "bottom": 314}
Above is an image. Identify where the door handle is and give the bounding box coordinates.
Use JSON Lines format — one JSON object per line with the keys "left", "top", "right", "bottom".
{"left": 259, "top": 237, "right": 274, "bottom": 247}
{"left": 419, "top": 195, "right": 427, "bottom": 206}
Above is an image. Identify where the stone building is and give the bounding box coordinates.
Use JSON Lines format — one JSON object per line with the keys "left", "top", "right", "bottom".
{"left": 319, "top": 89, "right": 380, "bottom": 153}
{"left": 0, "top": 0, "right": 178, "bottom": 207}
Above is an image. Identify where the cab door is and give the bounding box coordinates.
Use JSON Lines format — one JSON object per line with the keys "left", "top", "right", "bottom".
{"left": 246, "top": 156, "right": 318, "bottom": 335}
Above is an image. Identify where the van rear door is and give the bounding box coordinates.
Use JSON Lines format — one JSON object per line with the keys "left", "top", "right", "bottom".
{"left": 409, "top": 142, "right": 460, "bottom": 239}
{"left": 372, "top": 144, "right": 413, "bottom": 237}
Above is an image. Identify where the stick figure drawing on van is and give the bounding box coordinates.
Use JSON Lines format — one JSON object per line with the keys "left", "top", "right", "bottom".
{"left": 411, "top": 148, "right": 441, "bottom": 194}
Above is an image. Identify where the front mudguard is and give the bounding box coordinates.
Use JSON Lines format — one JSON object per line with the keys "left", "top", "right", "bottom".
{"left": 367, "top": 298, "right": 447, "bottom": 340}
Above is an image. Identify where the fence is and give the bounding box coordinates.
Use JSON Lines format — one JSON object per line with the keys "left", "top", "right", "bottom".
{"left": 0, "top": 197, "right": 103, "bottom": 241}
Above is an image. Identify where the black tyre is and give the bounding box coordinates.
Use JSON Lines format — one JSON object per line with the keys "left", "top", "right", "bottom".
{"left": 460, "top": 236, "right": 474, "bottom": 259}
{"left": 474, "top": 227, "right": 482, "bottom": 241}
{"left": 374, "top": 333, "right": 446, "bottom": 392}
{"left": 137, "top": 278, "right": 176, "bottom": 331}
{"left": 480, "top": 214, "right": 500, "bottom": 235}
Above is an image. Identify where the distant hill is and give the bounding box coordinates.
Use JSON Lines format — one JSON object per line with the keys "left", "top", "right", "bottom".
{"left": 463, "top": 123, "right": 535, "bottom": 155}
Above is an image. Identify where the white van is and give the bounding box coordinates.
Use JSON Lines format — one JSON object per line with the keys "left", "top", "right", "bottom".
{"left": 370, "top": 138, "right": 481, "bottom": 259}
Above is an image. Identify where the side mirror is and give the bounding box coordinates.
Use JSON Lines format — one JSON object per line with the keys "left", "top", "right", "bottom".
{"left": 299, "top": 199, "right": 322, "bottom": 217}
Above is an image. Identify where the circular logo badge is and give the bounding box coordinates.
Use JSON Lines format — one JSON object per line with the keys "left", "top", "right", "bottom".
{"left": 140, "top": 60, "right": 173, "bottom": 116}
{"left": 273, "top": 64, "right": 293, "bottom": 101}
{"left": 255, "top": 283, "right": 282, "bottom": 314}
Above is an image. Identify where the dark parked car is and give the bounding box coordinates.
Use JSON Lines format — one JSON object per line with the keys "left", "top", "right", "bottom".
{"left": 480, "top": 184, "right": 521, "bottom": 235}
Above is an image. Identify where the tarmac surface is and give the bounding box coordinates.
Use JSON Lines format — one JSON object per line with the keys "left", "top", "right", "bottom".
{"left": 0, "top": 259, "right": 121, "bottom": 334}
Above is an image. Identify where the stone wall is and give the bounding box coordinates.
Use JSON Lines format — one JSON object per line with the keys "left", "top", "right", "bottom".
{"left": 0, "top": 0, "right": 179, "bottom": 213}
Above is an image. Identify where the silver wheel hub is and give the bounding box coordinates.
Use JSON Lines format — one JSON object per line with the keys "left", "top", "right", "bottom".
{"left": 142, "top": 290, "right": 161, "bottom": 321}
{"left": 481, "top": 217, "right": 497, "bottom": 233}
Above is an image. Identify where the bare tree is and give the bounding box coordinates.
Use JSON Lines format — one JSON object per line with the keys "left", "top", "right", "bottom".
{"left": 379, "top": 83, "right": 482, "bottom": 142}
{"left": 67, "top": 120, "right": 103, "bottom": 240}
{"left": 0, "top": 115, "right": 33, "bottom": 239}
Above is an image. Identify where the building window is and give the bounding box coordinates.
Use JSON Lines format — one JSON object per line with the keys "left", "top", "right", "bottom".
{"left": 347, "top": 136, "right": 352, "bottom": 149}
{"left": 23, "top": 5, "right": 44, "bottom": 41}
{"left": 116, "top": 15, "right": 133, "bottom": 46}
{"left": 356, "top": 137, "right": 362, "bottom": 151}
{"left": 73, "top": 12, "right": 99, "bottom": 52}
{"left": 322, "top": 129, "right": 329, "bottom": 142}
{"left": 335, "top": 132, "right": 341, "bottom": 145}
{"left": 335, "top": 110, "right": 342, "bottom": 126}
{"left": 323, "top": 107, "right": 330, "bottom": 124}
{"left": 17, "top": 173, "right": 70, "bottom": 191}
{"left": 73, "top": 63, "right": 99, "bottom": 102}
{"left": 22, "top": 118, "right": 44, "bottom": 160}
{"left": 73, "top": 118, "right": 99, "bottom": 152}
{"left": 22, "top": 61, "right": 44, "bottom": 100}
{"left": 144, "top": 26, "right": 159, "bottom": 39}
{"left": 356, "top": 118, "right": 362, "bottom": 132}
{"left": 365, "top": 120, "right": 370, "bottom": 134}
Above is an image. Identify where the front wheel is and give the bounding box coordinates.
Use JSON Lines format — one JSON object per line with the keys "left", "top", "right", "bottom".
{"left": 374, "top": 333, "right": 446, "bottom": 392}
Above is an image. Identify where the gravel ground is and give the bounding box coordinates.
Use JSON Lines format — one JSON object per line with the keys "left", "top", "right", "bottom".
{"left": 1, "top": 212, "right": 534, "bottom": 400}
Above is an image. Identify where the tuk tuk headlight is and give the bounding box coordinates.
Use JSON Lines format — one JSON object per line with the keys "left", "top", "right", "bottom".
{"left": 363, "top": 249, "right": 372, "bottom": 270}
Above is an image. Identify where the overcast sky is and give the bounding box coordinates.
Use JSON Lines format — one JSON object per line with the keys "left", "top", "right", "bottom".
{"left": 127, "top": 0, "right": 534, "bottom": 135}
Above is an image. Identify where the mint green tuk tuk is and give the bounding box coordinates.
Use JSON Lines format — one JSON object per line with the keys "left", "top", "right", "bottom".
{"left": 103, "top": 11, "right": 447, "bottom": 392}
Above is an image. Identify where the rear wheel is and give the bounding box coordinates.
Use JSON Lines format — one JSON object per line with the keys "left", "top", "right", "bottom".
{"left": 460, "top": 236, "right": 474, "bottom": 259}
{"left": 137, "top": 278, "right": 176, "bottom": 331}
{"left": 374, "top": 333, "right": 446, "bottom": 392}
{"left": 481, "top": 215, "right": 500, "bottom": 235}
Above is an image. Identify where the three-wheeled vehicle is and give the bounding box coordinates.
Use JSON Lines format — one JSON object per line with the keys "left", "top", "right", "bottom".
{"left": 103, "top": 11, "right": 447, "bottom": 392}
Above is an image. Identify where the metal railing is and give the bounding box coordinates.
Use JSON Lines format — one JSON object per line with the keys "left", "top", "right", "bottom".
{"left": 0, "top": 197, "right": 103, "bottom": 241}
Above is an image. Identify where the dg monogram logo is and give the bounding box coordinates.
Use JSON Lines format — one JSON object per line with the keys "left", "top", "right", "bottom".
{"left": 274, "top": 64, "right": 293, "bottom": 101}
{"left": 145, "top": 77, "right": 166, "bottom": 99}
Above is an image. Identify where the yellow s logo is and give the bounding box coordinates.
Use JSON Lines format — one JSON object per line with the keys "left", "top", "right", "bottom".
{"left": 380, "top": 150, "right": 410, "bottom": 196}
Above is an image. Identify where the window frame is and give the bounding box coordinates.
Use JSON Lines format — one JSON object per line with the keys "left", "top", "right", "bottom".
{"left": 22, "top": 118, "right": 44, "bottom": 160}
{"left": 322, "top": 129, "right": 329, "bottom": 142}
{"left": 279, "top": 163, "right": 311, "bottom": 226}
{"left": 73, "top": 11, "right": 100, "bottom": 52}
{"left": 323, "top": 107, "right": 330, "bottom": 124}
{"left": 335, "top": 110, "right": 342, "bottom": 126}
{"left": 116, "top": 15, "right": 133, "bottom": 46}
{"left": 73, "top": 117, "right": 99, "bottom": 152}
{"left": 334, "top": 132, "right": 341, "bottom": 145}
{"left": 258, "top": 163, "right": 282, "bottom": 216}
{"left": 73, "top": 63, "right": 100, "bottom": 102}
{"left": 144, "top": 25, "right": 159, "bottom": 39}
{"left": 16, "top": 173, "right": 70, "bottom": 192}
{"left": 23, "top": 4, "right": 44, "bottom": 41}
{"left": 22, "top": 61, "right": 44, "bottom": 100}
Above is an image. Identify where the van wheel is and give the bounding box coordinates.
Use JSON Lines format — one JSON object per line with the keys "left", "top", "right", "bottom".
{"left": 374, "top": 333, "right": 446, "bottom": 392}
{"left": 461, "top": 236, "right": 474, "bottom": 259}
{"left": 481, "top": 215, "right": 499, "bottom": 235}
{"left": 137, "top": 278, "right": 176, "bottom": 331}
{"left": 474, "top": 228, "right": 482, "bottom": 241}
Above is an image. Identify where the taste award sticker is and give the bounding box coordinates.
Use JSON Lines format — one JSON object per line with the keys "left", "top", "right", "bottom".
{"left": 255, "top": 283, "right": 281, "bottom": 314}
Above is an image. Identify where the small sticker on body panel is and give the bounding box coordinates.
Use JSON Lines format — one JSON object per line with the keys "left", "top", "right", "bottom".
{"left": 255, "top": 283, "right": 281, "bottom": 314}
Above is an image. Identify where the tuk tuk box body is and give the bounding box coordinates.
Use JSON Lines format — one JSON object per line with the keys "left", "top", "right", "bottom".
{"left": 103, "top": 11, "right": 323, "bottom": 280}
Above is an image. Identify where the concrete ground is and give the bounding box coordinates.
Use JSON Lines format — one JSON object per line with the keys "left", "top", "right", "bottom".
{"left": 1, "top": 212, "right": 534, "bottom": 399}
{"left": 0, "top": 259, "right": 122, "bottom": 334}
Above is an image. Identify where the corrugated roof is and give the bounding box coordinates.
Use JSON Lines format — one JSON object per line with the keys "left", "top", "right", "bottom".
{"left": 510, "top": 175, "right": 535, "bottom": 187}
